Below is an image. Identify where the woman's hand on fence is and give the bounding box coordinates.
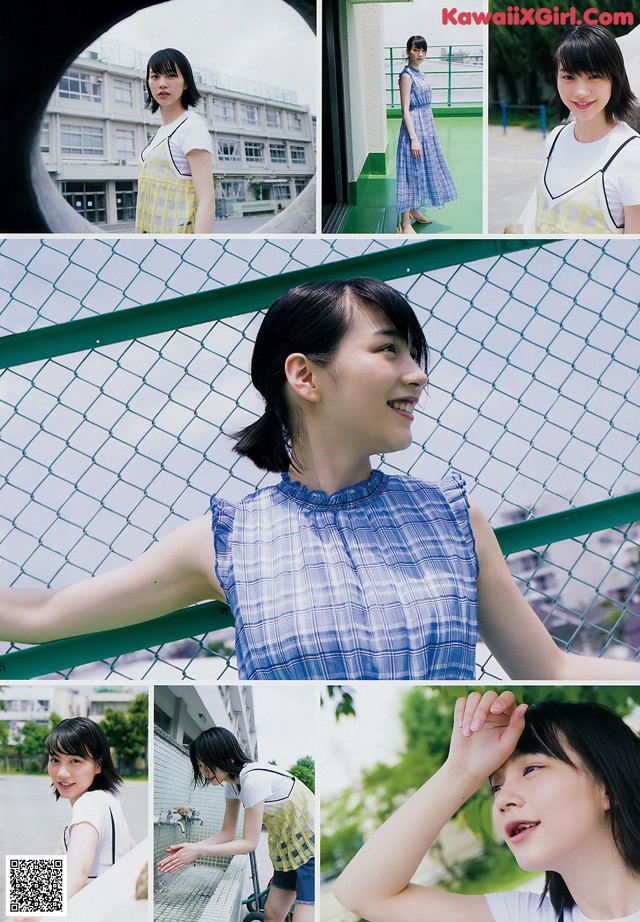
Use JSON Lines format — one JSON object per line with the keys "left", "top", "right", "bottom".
{"left": 446, "top": 690, "right": 528, "bottom": 784}
{"left": 157, "top": 842, "right": 201, "bottom": 873}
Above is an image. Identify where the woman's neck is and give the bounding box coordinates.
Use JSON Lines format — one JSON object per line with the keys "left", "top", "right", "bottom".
{"left": 288, "top": 454, "right": 373, "bottom": 496}
{"left": 160, "top": 103, "right": 188, "bottom": 127}
{"left": 573, "top": 116, "right": 618, "bottom": 144}
{"left": 561, "top": 845, "right": 640, "bottom": 919}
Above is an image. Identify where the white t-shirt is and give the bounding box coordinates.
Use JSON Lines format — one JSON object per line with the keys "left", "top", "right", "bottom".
{"left": 540, "top": 121, "right": 640, "bottom": 226}
{"left": 223, "top": 762, "right": 297, "bottom": 809}
{"left": 142, "top": 111, "right": 212, "bottom": 176}
{"left": 486, "top": 890, "right": 640, "bottom": 922}
{"left": 64, "top": 790, "right": 130, "bottom": 879}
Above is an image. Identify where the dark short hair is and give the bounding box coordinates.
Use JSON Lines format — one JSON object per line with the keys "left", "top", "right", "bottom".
{"left": 145, "top": 48, "right": 202, "bottom": 113}
{"left": 46, "top": 717, "right": 122, "bottom": 799}
{"left": 513, "top": 700, "right": 640, "bottom": 918}
{"left": 406, "top": 35, "right": 428, "bottom": 53}
{"left": 552, "top": 25, "right": 638, "bottom": 124}
{"left": 233, "top": 278, "right": 429, "bottom": 473}
{"left": 190, "top": 727, "right": 252, "bottom": 786}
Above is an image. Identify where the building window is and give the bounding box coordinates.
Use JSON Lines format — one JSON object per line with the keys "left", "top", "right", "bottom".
{"left": 269, "top": 142, "right": 287, "bottom": 164}
{"left": 115, "top": 181, "right": 138, "bottom": 221}
{"left": 266, "top": 108, "right": 282, "bottom": 128}
{"left": 240, "top": 104, "right": 259, "bottom": 126}
{"left": 213, "top": 99, "right": 235, "bottom": 122}
{"left": 272, "top": 183, "right": 292, "bottom": 200}
{"left": 217, "top": 138, "right": 241, "bottom": 161}
{"left": 116, "top": 128, "right": 135, "bottom": 161}
{"left": 114, "top": 79, "right": 133, "bottom": 107}
{"left": 60, "top": 181, "right": 106, "bottom": 223}
{"left": 288, "top": 112, "right": 303, "bottom": 131}
{"left": 59, "top": 70, "right": 102, "bottom": 103}
{"left": 40, "top": 122, "right": 50, "bottom": 153}
{"left": 295, "top": 177, "right": 308, "bottom": 195}
{"left": 219, "top": 179, "right": 246, "bottom": 200}
{"left": 244, "top": 141, "right": 264, "bottom": 163}
{"left": 61, "top": 124, "right": 104, "bottom": 156}
{"left": 290, "top": 145, "right": 306, "bottom": 164}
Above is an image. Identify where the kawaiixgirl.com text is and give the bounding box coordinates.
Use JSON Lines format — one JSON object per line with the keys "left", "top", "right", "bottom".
{"left": 442, "top": 6, "right": 633, "bottom": 25}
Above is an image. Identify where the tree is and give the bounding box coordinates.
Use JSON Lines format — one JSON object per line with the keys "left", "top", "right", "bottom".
{"left": 99, "top": 694, "right": 148, "bottom": 775}
{"left": 288, "top": 755, "right": 315, "bottom": 793}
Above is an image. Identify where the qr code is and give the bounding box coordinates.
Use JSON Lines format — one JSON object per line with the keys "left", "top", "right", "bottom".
{"left": 6, "top": 856, "right": 67, "bottom": 916}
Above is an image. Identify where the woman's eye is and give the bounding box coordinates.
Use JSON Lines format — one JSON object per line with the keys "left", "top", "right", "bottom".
{"left": 381, "top": 343, "right": 397, "bottom": 354}
{"left": 523, "top": 764, "right": 541, "bottom": 776}
{"left": 490, "top": 783, "right": 502, "bottom": 795}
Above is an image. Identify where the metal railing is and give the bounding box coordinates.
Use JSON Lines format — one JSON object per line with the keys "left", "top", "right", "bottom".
{"left": 385, "top": 45, "right": 483, "bottom": 109}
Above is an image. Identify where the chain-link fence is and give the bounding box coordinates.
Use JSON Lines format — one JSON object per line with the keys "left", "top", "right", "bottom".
{"left": 1, "top": 236, "right": 639, "bottom": 680}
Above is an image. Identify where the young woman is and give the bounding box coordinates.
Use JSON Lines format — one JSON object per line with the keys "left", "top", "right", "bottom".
{"left": 0, "top": 279, "right": 638, "bottom": 681}
{"left": 334, "top": 689, "right": 640, "bottom": 922}
{"left": 135, "top": 48, "right": 215, "bottom": 234}
{"left": 535, "top": 25, "right": 640, "bottom": 234}
{"left": 157, "top": 727, "right": 314, "bottom": 922}
{"left": 396, "top": 36, "right": 457, "bottom": 234}
{"left": 48, "top": 717, "right": 132, "bottom": 896}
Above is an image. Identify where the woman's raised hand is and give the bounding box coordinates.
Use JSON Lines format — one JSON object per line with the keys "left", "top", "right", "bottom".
{"left": 447, "top": 690, "right": 528, "bottom": 784}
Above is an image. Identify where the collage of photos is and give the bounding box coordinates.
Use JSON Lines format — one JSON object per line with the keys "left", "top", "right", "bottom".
{"left": 1, "top": 0, "right": 640, "bottom": 921}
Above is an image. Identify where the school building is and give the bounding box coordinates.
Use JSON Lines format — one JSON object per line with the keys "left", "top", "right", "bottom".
{"left": 40, "top": 42, "right": 315, "bottom": 227}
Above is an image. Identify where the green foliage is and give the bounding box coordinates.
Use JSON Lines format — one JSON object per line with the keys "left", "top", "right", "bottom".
{"left": 288, "top": 755, "right": 315, "bottom": 793}
{"left": 322, "top": 686, "right": 356, "bottom": 720}
{"left": 99, "top": 694, "right": 148, "bottom": 775}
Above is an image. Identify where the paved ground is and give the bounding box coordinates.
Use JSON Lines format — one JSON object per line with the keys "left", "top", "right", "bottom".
{"left": 487, "top": 123, "right": 546, "bottom": 233}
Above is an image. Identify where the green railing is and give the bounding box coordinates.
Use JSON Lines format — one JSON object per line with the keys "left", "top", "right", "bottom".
{"left": 1, "top": 236, "right": 639, "bottom": 680}
{"left": 385, "top": 45, "right": 483, "bottom": 109}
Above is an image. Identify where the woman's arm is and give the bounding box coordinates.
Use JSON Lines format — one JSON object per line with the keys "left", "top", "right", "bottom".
{"left": 0, "top": 515, "right": 224, "bottom": 643}
{"left": 471, "top": 502, "right": 640, "bottom": 679}
{"left": 623, "top": 203, "right": 640, "bottom": 233}
{"left": 334, "top": 691, "right": 526, "bottom": 922}
{"left": 399, "top": 73, "right": 421, "bottom": 159}
{"left": 157, "top": 799, "right": 264, "bottom": 873}
{"left": 186, "top": 148, "right": 215, "bottom": 233}
{"left": 66, "top": 822, "right": 101, "bottom": 898}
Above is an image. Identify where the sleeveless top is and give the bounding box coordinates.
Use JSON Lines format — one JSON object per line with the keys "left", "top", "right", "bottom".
{"left": 211, "top": 470, "right": 479, "bottom": 680}
{"left": 535, "top": 123, "right": 640, "bottom": 234}
{"left": 136, "top": 114, "right": 198, "bottom": 234}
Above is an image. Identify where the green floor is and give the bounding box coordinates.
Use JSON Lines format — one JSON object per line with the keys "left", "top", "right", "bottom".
{"left": 339, "top": 114, "right": 483, "bottom": 234}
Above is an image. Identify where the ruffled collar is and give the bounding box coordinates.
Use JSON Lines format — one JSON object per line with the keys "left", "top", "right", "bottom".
{"left": 277, "top": 469, "right": 385, "bottom": 506}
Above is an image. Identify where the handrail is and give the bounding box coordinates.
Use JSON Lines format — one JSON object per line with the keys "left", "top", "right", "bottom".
{"left": 1, "top": 490, "right": 637, "bottom": 679}
{"left": 0, "top": 239, "right": 546, "bottom": 369}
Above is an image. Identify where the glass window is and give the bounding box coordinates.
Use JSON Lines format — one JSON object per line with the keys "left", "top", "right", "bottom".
{"left": 60, "top": 181, "right": 106, "bottom": 223}
{"left": 217, "top": 138, "right": 241, "bottom": 161}
{"left": 269, "top": 142, "right": 287, "bottom": 164}
{"left": 219, "top": 179, "right": 245, "bottom": 200}
{"left": 213, "top": 99, "right": 235, "bottom": 122}
{"left": 295, "top": 177, "right": 308, "bottom": 195}
{"left": 114, "top": 79, "right": 133, "bottom": 107}
{"left": 266, "top": 108, "right": 282, "bottom": 128}
{"left": 244, "top": 141, "right": 264, "bottom": 163}
{"left": 290, "top": 145, "right": 306, "bottom": 164}
{"left": 240, "top": 104, "right": 260, "bottom": 126}
{"left": 61, "top": 124, "right": 104, "bottom": 156}
{"left": 272, "top": 183, "right": 292, "bottom": 200}
{"left": 40, "top": 121, "right": 50, "bottom": 153}
{"left": 288, "top": 112, "right": 303, "bottom": 131}
{"left": 116, "top": 128, "right": 135, "bottom": 160}
{"left": 59, "top": 70, "right": 102, "bottom": 103}
{"left": 115, "top": 181, "right": 138, "bottom": 221}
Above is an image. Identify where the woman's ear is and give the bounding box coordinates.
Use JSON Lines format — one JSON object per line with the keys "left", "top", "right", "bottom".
{"left": 284, "top": 353, "right": 322, "bottom": 403}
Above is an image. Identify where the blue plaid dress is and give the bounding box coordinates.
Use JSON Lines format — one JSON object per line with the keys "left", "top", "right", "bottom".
{"left": 211, "top": 470, "right": 478, "bottom": 680}
{"left": 396, "top": 65, "right": 457, "bottom": 214}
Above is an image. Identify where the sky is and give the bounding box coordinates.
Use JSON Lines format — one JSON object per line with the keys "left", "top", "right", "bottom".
{"left": 252, "top": 683, "right": 317, "bottom": 768}
{"left": 103, "top": 0, "right": 317, "bottom": 111}
{"left": 383, "top": 0, "right": 486, "bottom": 49}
